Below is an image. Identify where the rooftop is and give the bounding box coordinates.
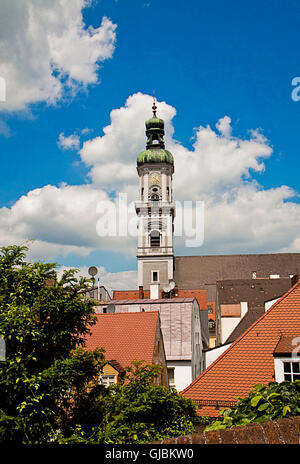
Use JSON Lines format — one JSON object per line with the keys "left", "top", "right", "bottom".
{"left": 217, "top": 277, "right": 291, "bottom": 309}
{"left": 182, "top": 281, "right": 300, "bottom": 416}
{"left": 85, "top": 311, "right": 160, "bottom": 370}
{"left": 112, "top": 289, "right": 208, "bottom": 309}
{"left": 174, "top": 253, "right": 300, "bottom": 301}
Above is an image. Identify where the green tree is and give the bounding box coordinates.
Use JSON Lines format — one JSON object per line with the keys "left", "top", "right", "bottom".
{"left": 91, "top": 361, "right": 197, "bottom": 444}
{"left": 0, "top": 245, "right": 198, "bottom": 444}
{"left": 205, "top": 380, "right": 300, "bottom": 431}
{"left": 0, "top": 244, "right": 106, "bottom": 443}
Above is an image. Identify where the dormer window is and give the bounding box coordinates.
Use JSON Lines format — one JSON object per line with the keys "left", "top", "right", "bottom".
{"left": 273, "top": 335, "right": 300, "bottom": 382}
{"left": 283, "top": 362, "right": 300, "bottom": 381}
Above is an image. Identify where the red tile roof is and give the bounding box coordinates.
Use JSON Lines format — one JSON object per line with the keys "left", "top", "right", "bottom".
{"left": 112, "top": 289, "right": 208, "bottom": 310}
{"left": 273, "top": 335, "right": 300, "bottom": 355}
{"left": 182, "top": 281, "right": 300, "bottom": 416}
{"left": 113, "top": 290, "right": 143, "bottom": 300}
{"left": 99, "top": 297, "right": 196, "bottom": 305}
{"left": 207, "top": 301, "right": 216, "bottom": 322}
{"left": 176, "top": 289, "right": 208, "bottom": 310}
{"left": 85, "top": 311, "right": 159, "bottom": 370}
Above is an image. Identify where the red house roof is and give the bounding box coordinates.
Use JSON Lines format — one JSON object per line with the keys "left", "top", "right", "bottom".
{"left": 273, "top": 335, "right": 300, "bottom": 355}
{"left": 85, "top": 311, "right": 159, "bottom": 370}
{"left": 112, "top": 289, "right": 208, "bottom": 310}
{"left": 182, "top": 281, "right": 300, "bottom": 416}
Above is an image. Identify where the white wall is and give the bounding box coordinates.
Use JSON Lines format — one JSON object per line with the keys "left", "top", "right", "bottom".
{"left": 221, "top": 317, "right": 241, "bottom": 344}
{"left": 265, "top": 298, "right": 279, "bottom": 311}
{"left": 167, "top": 361, "right": 192, "bottom": 392}
{"left": 205, "top": 343, "right": 232, "bottom": 369}
{"left": 240, "top": 302, "right": 248, "bottom": 318}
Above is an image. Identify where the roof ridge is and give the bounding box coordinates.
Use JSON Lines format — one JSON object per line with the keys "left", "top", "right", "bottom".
{"left": 96, "top": 310, "right": 160, "bottom": 315}
{"left": 181, "top": 280, "right": 300, "bottom": 395}
{"left": 176, "top": 252, "right": 300, "bottom": 258}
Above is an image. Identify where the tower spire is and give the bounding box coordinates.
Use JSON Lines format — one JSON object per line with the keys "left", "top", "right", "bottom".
{"left": 152, "top": 90, "right": 157, "bottom": 117}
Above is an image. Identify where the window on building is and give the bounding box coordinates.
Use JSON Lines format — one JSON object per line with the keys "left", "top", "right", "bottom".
{"left": 99, "top": 375, "right": 117, "bottom": 387}
{"left": 103, "top": 307, "right": 107, "bottom": 313}
{"left": 167, "top": 367, "right": 175, "bottom": 386}
{"left": 283, "top": 362, "right": 300, "bottom": 381}
{"left": 152, "top": 271, "right": 158, "bottom": 282}
{"left": 208, "top": 319, "right": 215, "bottom": 330}
{"left": 150, "top": 230, "right": 160, "bottom": 247}
{"left": 208, "top": 305, "right": 213, "bottom": 314}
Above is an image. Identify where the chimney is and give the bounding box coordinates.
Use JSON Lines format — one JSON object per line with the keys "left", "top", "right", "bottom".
{"left": 139, "top": 285, "right": 144, "bottom": 299}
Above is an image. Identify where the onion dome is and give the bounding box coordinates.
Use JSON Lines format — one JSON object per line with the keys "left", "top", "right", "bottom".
{"left": 137, "top": 98, "right": 174, "bottom": 166}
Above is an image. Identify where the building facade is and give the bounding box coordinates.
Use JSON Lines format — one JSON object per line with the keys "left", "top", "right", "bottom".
{"left": 135, "top": 99, "right": 175, "bottom": 294}
{"left": 95, "top": 297, "right": 209, "bottom": 391}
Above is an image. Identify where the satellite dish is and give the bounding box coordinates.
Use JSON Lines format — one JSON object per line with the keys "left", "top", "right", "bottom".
{"left": 169, "top": 280, "right": 175, "bottom": 290}
{"left": 88, "top": 266, "right": 98, "bottom": 277}
{"left": 106, "top": 303, "right": 115, "bottom": 314}
{"left": 163, "top": 283, "right": 171, "bottom": 293}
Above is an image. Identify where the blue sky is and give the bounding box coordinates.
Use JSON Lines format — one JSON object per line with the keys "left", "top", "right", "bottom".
{"left": 1, "top": 0, "right": 300, "bottom": 288}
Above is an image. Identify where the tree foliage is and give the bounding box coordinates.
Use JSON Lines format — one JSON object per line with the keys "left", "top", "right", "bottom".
{"left": 0, "top": 245, "right": 197, "bottom": 444}
{"left": 0, "top": 244, "right": 106, "bottom": 443}
{"left": 205, "top": 380, "right": 300, "bottom": 431}
{"left": 56, "top": 361, "right": 197, "bottom": 444}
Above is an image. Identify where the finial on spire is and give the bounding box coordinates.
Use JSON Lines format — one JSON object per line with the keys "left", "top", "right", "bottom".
{"left": 152, "top": 90, "right": 157, "bottom": 117}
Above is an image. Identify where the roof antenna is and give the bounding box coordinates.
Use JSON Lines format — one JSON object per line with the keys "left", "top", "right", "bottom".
{"left": 152, "top": 89, "right": 157, "bottom": 117}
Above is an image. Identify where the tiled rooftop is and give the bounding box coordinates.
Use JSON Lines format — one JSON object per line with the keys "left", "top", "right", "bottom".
{"left": 273, "top": 334, "right": 300, "bottom": 355}
{"left": 182, "top": 281, "right": 300, "bottom": 416}
{"left": 85, "top": 311, "right": 159, "bottom": 370}
{"left": 112, "top": 289, "right": 208, "bottom": 310}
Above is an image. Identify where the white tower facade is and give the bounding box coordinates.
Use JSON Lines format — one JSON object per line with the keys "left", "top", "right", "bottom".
{"left": 135, "top": 100, "right": 175, "bottom": 295}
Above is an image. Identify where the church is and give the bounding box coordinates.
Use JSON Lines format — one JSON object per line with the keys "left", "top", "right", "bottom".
{"left": 105, "top": 99, "right": 300, "bottom": 390}
{"left": 115, "top": 100, "right": 300, "bottom": 311}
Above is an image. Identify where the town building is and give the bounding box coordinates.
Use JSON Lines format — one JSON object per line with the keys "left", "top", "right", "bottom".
{"left": 94, "top": 297, "right": 209, "bottom": 391}
{"left": 85, "top": 311, "right": 168, "bottom": 387}
{"left": 215, "top": 276, "right": 293, "bottom": 345}
{"left": 181, "top": 279, "right": 300, "bottom": 417}
{"left": 104, "top": 101, "right": 300, "bottom": 399}
{"left": 82, "top": 284, "right": 111, "bottom": 302}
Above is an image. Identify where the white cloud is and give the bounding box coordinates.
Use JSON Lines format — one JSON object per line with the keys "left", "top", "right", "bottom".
{"left": 57, "top": 265, "right": 137, "bottom": 294}
{"left": 0, "top": 119, "right": 12, "bottom": 137}
{"left": 0, "top": 0, "right": 117, "bottom": 112}
{"left": 79, "top": 92, "right": 175, "bottom": 193}
{"left": 0, "top": 183, "right": 137, "bottom": 261}
{"left": 1, "top": 92, "right": 300, "bottom": 290}
{"left": 57, "top": 132, "right": 81, "bottom": 151}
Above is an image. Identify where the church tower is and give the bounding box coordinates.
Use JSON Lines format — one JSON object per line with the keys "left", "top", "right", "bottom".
{"left": 135, "top": 99, "right": 175, "bottom": 297}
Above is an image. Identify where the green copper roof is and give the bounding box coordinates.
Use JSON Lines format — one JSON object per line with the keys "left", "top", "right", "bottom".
{"left": 145, "top": 116, "right": 164, "bottom": 129}
{"left": 137, "top": 148, "right": 174, "bottom": 166}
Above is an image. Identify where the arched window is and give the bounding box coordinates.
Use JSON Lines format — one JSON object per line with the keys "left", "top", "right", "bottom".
{"left": 150, "top": 230, "right": 160, "bottom": 247}
{"left": 151, "top": 193, "right": 159, "bottom": 202}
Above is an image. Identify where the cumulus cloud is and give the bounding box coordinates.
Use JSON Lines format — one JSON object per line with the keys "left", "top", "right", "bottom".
{"left": 1, "top": 92, "right": 300, "bottom": 289}
{"left": 0, "top": 183, "right": 137, "bottom": 262}
{"left": 57, "top": 265, "right": 138, "bottom": 294}
{"left": 79, "top": 92, "right": 175, "bottom": 194}
{"left": 57, "top": 132, "right": 81, "bottom": 151}
{"left": 0, "top": 0, "right": 117, "bottom": 112}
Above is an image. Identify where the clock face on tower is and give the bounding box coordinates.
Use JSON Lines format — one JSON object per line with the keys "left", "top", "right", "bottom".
{"left": 150, "top": 172, "right": 161, "bottom": 185}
